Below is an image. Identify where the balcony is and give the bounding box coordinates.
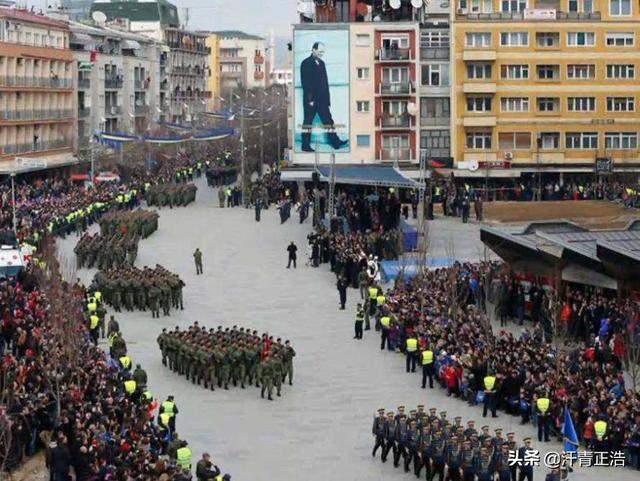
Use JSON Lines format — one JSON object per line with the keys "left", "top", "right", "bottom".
{"left": 0, "top": 76, "right": 72, "bottom": 89}
{"left": 379, "top": 148, "right": 414, "bottom": 161}
{"left": 105, "top": 105, "right": 122, "bottom": 117}
{"left": 78, "top": 78, "right": 91, "bottom": 89}
{"left": 460, "top": 10, "right": 601, "bottom": 21}
{"left": 379, "top": 114, "right": 412, "bottom": 129}
{"left": 421, "top": 148, "right": 451, "bottom": 161}
{"left": 421, "top": 47, "right": 450, "bottom": 60}
{"left": 421, "top": 116, "right": 450, "bottom": 127}
{"left": 78, "top": 107, "right": 91, "bottom": 119}
{"left": 379, "top": 82, "right": 414, "bottom": 95}
{"left": 462, "top": 50, "right": 497, "bottom": 61}
{"left": 463, "top": 82, "right": 497, "bottom": 94}
{"left": 104, "top": 77, "right": 123, "bottom": 89}
{"left": 1, "top": 139, "right": 72, "bottom": 156}
{"left": 377, "top": 48, "right": 412, "bottom": 62}
{"left": 0, "top": 109, "right": 74, "bottom": 121}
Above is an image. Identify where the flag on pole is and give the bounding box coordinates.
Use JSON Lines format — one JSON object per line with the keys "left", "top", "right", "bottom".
{"left": 563, "top": 407, "right": 579, "bottom": 453}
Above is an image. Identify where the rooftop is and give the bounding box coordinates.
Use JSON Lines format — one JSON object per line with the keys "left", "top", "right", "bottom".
{"left": 209, "top": 30, "right": 265, "bottom": 41}
{"left": 90, "top": 0, "right": 179, "bottom": 27}
{"left": 0, "top": 7, "right": 69, "bottom": 30}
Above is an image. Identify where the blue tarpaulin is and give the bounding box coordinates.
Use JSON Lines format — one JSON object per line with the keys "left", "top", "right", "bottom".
{"left": 400, "top": 220, "right": 418, "bottom": 251}
{"left": 380, "top": 257, "right": 455, "bottom": 282}
{"left": 316, "top": 165, "right": 419, "bottom": 189}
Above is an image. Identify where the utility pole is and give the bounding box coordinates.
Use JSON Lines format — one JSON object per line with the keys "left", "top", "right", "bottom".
{"left": 259, "top": 92, "right": 265, "bottom": 177}
{"left": 276, "top": 90, "right": 281, "bottom": 168}
{"left": 10, "top": 173, "right": 16, "bottom": 236}
{"left": 240, "top": 89, "right": 247, "bottom": 205}
{"left": 328, "top": 151, "right": 336, "bottom": 218}
{"left": 89, "top": 136, "right": 95, "bottom": 187}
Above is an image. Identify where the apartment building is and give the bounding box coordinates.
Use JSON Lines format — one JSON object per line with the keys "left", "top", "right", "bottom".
{"left": 202, "top": 32, "right": 221, "bottom": 110}
{"left": 452, "top": 0, "right": 640, "bottom": 174}
{"left": 214, "top": 30, "right": 267, "bottom": 94}
{"left": 70, "top": 20, "right": 162, "bottom": 142}
{"left": 0, "top": 8, "right": 75, "bottom": 164}
{"left": 91, "top": 0, "right": 210, "bottom": 123}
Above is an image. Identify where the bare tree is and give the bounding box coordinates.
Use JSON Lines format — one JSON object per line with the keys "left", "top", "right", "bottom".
{"left": 624, "top": 303, "right": 640, "bottom": 392}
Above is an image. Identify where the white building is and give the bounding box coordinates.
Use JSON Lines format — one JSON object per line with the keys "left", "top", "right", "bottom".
{"left": 269, "top": 69, "right": 292, "bottom": 87}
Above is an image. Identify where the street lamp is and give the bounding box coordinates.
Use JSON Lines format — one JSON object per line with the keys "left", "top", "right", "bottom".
{"left": 10, "top": 173, "right": 16, "bottom": 236}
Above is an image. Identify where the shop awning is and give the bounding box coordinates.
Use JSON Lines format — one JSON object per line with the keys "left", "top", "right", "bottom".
{"left": 122, "top": 39, "right": 141, "bottom": 50}
{"left": 280, "top": 169, "right": 314, "bottom": 182}
{"left": 71, "top": 32, "right": 93, "bottom": 45}
{"left": 316, "top": 165, "right": 420, "bottom": 188}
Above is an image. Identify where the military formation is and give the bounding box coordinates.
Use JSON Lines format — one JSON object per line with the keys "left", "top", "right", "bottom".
{"left": 99, "top": 209, "right": 159, "bottom": 239}
{"left": 371, "top": 406, "right": 537, "bottom": 481}
{"left": 157, "top": 323, "right": 296, "bottom": 401}
{"left": 75, "top": 231, "right": 140, "bottom": 269}
{"left": 146, "top": 183, "right": 198, "bottom": 209}
{"left": 91, "top": 264, "right": 185, "bottom": 316}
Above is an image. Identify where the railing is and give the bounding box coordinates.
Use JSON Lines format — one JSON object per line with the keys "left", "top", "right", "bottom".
{"left": 421, "top": 148, "right": 451, "bottom": 160}
{"left": 0, "top": 76, "right": 72, "bottom": 88}
{"left": 105, "top": 105, "right": 122, "bottom": 116}
{"left": 420, "top": 116, "right": 450, "bottom": 126}
{"left": 379, "top": 148, "right": 414, "bottom": 161}
{"left": 104, "top": 77, "right": 123, "bottom": 89}
{"left": 78, "top": 78, "right": 91, "bottom": 89}
{"left": 378, "top": 48, "right": 412, "bottom": 61}
{"left": 2, "top": 139, "right": 72, "bottom": 155}
{"left": 421, "top": 47, "right": 450, "bottom": 60}
{"left": 380, "top": 114, "right": 411, "bottom": 128}
{"left": 78, "top": 107, "right": 91, "bottom": 118}
{"left": 464, "top": 10, "right": 601, "bottom": 20}
{"left": 380, "top": 82, "right": 413, "bottom": 95}
{"left": 0, "top": 109, "right": 74, "bottom": 121}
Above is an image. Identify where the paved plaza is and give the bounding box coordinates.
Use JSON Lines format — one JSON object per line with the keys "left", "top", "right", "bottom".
{"left": 58, "top": 178, "right": 635, "bottom": 481}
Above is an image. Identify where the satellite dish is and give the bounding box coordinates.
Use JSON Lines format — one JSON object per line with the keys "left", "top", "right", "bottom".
{"left": 407, "top": 102, "right": 418, "bottom": 116}
{"left": 389, "top": 0, "right": 401, "bottom": 9}
{"left": 411, "top": 0, "right": 422, "bottom": 8}
{"left": 91, "top": 11, "right": 107, "bottom": 24}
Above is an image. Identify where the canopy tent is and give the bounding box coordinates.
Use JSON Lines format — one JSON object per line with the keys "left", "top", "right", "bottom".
{"left": 380, "top": 257, "right": 455, "bottom": 282}
{"left": 315, "top": 165, "right": 420, "bottom": 189}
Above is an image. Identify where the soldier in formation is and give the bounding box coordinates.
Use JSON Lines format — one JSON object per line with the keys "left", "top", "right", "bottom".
{"left": 75, "top": 231, "right": 140, "bottom": 269}
{"left": 146, "top": 183, "right": 197, "bottom": 208}
{"left": 99, "top": 209, "right": 159, "bottom": 239}
{"left": 92, "top": 264, "right": 185, "bottom": 315}
{"left": 371, "top": 405, "right": 534, "bottom": 481}
{"left": 157, "top": 324, "right": 296, "bottom": 401}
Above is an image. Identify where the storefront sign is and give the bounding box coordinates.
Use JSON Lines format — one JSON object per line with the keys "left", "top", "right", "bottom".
{"left": 595, "top": 157, "right": 613, "bottom": 174}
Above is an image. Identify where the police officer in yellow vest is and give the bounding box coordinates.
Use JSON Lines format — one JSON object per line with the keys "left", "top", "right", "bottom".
{"left": 354, "top": 303, "right": 365, "bottom": 340}
{"left": 89, "top": 313, "right": 100, "bottom": 346}
{"left": 367, "top": 285, "right": 378, "bottom": 321}
{"left": 380, "top": 313, "right": 392, "bottom": 351}
{"left": 536, "top": 395, "right": 551, "bottom": 442}
{"left": 375, "top": 293, "right": 386, "bottom": 331}
{"left": 482, "top": 374, "right": 498, "bottom": 418}
{"left": 124, "top": 378, "right": 137, "bottom": 396}
{"left": 405, "top": 335, "right": 418, "bottom": 373}
{"left": 421, "top": 347, "right": 434, "bottom": 389}
{"left": 159, "top": 395, "right": 179, "bottom": 431}
{"left": 176, "top": 440, "right": 192, "bottom": 470}
{"left": 119, "top": 355, "right": 132, "bottom": 372}
{"left": 593, "top": 418, "right": 608, "bottom": 451}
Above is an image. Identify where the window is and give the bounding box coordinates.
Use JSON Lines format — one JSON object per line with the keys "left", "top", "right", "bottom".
{"left": 382, "top": 135, "right": 409, "bottom": 148}
{"left": 566, "top": 132, "right": 598, "bottom": 149}
{"left": 610, "top": 0, "right": 631, "bottom": 15}
{"left": 466, "top": 62, "right": 492, "bottom": 79}
{"left": 468, "top": 0, "right": 494, "bottom": 12}
{"left": 536, "top": 32, "right": 559, "bottom": 48}
{"left": 501, "top": 97, "right": 529, "bottom": 112}
{"left": 466, "top": 96, "right": 492, "bottom": 112}
{"left": 421, "top": 31, "right": 450, "bottom": 48}
{"left": 420, "top": 98, "right": 450, "bottom": 120}
{"left": 420, "top": 130, "right": 450, "bottom": 157}
{"left": 537, "top": 97, "right": 559, "bottom": 112}
{"left": 356, "top": 101, "right": 370, "bottom": 113}
{"left": 498, "top": 132, "right": 531, "bottom": 150}
{"left": 569, "top": 0, "right": 593, "bottom": 12}
{"left": 382, "top": 36, "right": 409, "bottom": 49}
{"left": 355, "top": 34, "right": 371, "bottom": 47}
{"left": 501, "top": 0, "right": 527, "bottom": 11}
{"left": 606, "top": 96, "right": 635, "bottom": 111}
{"left": 500, "top": 31, "right": 528, "bottom": 46}
{"left": 605, "top": 132, "right": 637, "bottom": 149}
{"left": 537, "top": 64, "right": 559, "bottom": 80}
{"left": 606, "top": 32, "right": 634, "bottom": 46}
{"left": 382, "top": 101, "right": 407, "bottom": 115}
{"left": 567, "top": 64, "right": 595, "bottom": 79}
{"left": 465, "top": 32, "right": 492, "bottom": 47}
{"left": 567, "top": 97, "right": 596, "bottom": 111}
{"left": 356, "top": 67, "right": 370, "bottom": 79}
{"left": 356, "top": 135, "right": 370, "bottom": 147}
{"left": 422, "top": 64, "right": 449, "bottom": 86}
{"left": 567, "top": 32, "right": 595, "bottom": 46}
{"left": 382, "top": 67, "right": 409, "bottom": 84}
{"left": 501, "top": 64, "right": 529, "bottom": 79}
{"left": 606, "top": 64, "right": 635, "bottom": 79}
{"left": 466, "top": 131, "right": 492, "bottom": 149}
{"left": 540, "top": 132, "right": 560, "bottom": 149}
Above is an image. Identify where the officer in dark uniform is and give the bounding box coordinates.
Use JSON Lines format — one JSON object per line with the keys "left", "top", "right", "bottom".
{"left": 354, "top": 303, "right": 365, "bottom": 339}
{"left": 416, "top": 423, "right": 432, "bottom": 479}
{"left": 446, "top": 433, "right": 462, "bottom": 481}
{"left": 430, "top": 427, "right": 447, "bottom": 481}
{"left": 404, "top": 419, "right": 421, "bottom": 474}
{"left": 518, "top": 437, "right": 534, "bottom": 481}
{"left": 460, "top": 438, "right": 477, "bottom": 481}
{"left": 506, "top": 432, "right": 518, "bottom": 481}
{"left": 372, "top": 408, "right": 387, "bottom": 459}
{"left": 476, "top": 446, "right": 495, "bottom": 481}
{"left": 394, "top": 414, "right": 409, "bottom": 467}
{"left": 381, "top": 411, "right": 397, "bottom": 463}
{"left": 495, "top": 442, "right": 513, "bottom": 481}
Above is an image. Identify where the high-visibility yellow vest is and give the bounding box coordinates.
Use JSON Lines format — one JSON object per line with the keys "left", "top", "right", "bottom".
{"left": 594, "top": 420, "right": 607, "bottom": 440}
{"left": 381, "top": 316, "right": 391, "bottom": 328}
{"left": 368, "top": 287, "right": 378, "bottom": 299}
{"left": 484, "top": 376, "right": 496, "bottom": 391}
{"left": 159, "top": 412, "right": 171, "bottom": 427}
{"left": 162, "top": 401, "right": 176, "bottom": 416}
{"left": 124, "top": 379, "right": 136, "bottom": 394}
{"left": 355, "top": 310, "right": 365, "bottom": 321}
{"left": 90, "top": 315, "right": 99, "bottom": 330}
{"left": 376, "top": 295, "right": 385, "bottom": 307}
{"left": 406, "top": 338, "right": 418, "bottom": 352}
{"left": 87, "top": 302, "right": 97, "bottom": 312}
{"left": 119, "top": 356, "right": 131, "bottom": 369}
{"left": 422, "top": 350, "right": 434, "bottom": 365}
{"left": 215, "top": 476, "right": 223, "bottom": 481}
{"left": 95, "top": 291, "right": 102, "bottom": 302}
{"left": 537, "top": 397, "right": 550, "bottom": 414}
{"left": 176, "top": 446, "right": 192, "bottom": 469}
{"left": 108, "top": 333, "right": 116, "bottom": 347}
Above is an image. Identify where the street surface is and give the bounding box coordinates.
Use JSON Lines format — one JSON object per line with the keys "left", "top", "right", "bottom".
{"left": 58, "top": 178, "right": 635, "bottom": 481}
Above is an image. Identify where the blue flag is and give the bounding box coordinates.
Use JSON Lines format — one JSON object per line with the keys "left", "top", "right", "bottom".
{"left": 563, "top": 408, "right": 579, "bottom": 453}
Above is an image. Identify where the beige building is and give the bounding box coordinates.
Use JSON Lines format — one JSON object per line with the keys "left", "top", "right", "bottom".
{"left": 214, "top": 30, "right": 267, "bottom": 94}
{"left": 0, "top": 8, "right": 75, "bottom": 166}
{"left": 201, "top": 32, "right": 221, "bottom": 110}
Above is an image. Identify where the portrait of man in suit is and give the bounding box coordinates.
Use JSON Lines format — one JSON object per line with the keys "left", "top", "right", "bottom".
{"left": 300, "top": 41, "right": 348, "bottom": 152}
